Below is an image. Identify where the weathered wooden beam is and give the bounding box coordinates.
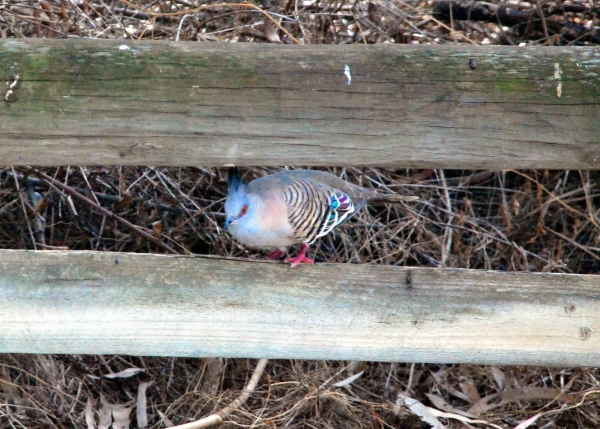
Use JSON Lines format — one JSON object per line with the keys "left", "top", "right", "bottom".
{"left": 1, "top": 249, "right": 599, "bottom": 366}
{"left": 0, "top": 40, "right": 599, "bottom": 169}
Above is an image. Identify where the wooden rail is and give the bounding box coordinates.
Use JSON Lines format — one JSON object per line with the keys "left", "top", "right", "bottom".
{"left": 2, "top": 40, "right": 600, "bottom": 364}
{"left": 1, "top": 40, "right": 599, "bottom": 169}
{"left": 1, "top": 250, "right": 599, "bottom": 366}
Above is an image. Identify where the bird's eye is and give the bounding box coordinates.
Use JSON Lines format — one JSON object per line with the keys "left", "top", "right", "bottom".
{"left": 239, "top": 204, "right": 248, "bottom": 217}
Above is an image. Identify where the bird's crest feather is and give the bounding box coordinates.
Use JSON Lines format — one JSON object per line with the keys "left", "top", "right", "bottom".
{"left": 228, "top": 167, "right": 245, "bottom": 195}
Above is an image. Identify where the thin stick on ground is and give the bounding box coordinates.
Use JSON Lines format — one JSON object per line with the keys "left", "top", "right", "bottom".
{"left": 10, "top": 166, "right": 38, "bottom": 250}
{"left": 118, "top": 0, "right": 302, "bottom": 44}
{"left": 535, "top": 0, "right": 550, "bottom": 43}
{"left": 169, "top": 358, "right": 269, "bottom": 429}
{"left": 438, "top": 169, "right": 454, "bottom": 267}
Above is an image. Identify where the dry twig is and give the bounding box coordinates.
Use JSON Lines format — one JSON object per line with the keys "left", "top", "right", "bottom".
{"left": 169, "top": 358, "right": 269, "bottom": 429}
{"left": 26, "top": 167, "right": 181, "bottom": 255}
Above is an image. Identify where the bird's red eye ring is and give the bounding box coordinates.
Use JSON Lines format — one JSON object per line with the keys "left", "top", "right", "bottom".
{"left": 239, "top": 204, "right": 248, "bottom": 216}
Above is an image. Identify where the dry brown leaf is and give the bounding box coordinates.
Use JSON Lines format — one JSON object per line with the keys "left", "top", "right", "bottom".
{"left": 263, "top": 18, "right": 282, "bottom": 43}
{"left": 490, "top": 367, "right": 505, "bottom": 390}
{"left": 112, "top": 404, "right": 132, "bottom": 429}
{"left": 468, "top": 387, "right": 568, "bottom": 416}
{"left": 137, "top": 381, "right": 150, "bottom": 429}
{"left": 513, "top": 413, "right": 542, "bottom": 429}
{"left": 425, "top": 393, "right": 476, "bottom": 418}
{"left": 427, "top": 407, "right": 504, "bottom": 429}
{"left": 86, "top": 398, "right": 96, "bottom": 429}
{"left": 157, "top": 409, "right": 175, "bottom": 427}
{"left": 113, "top": 194, "right": 136, "bottom": 211}
{"left": 98, "top": 395, "right": 112, "bottom": 429}
{"left": 511, "top": 195, "right": 521, "bottom": 216}
{"left": 441, "top": 382, "right": 474, "bottom": 403}
{"left": 403, "top": 390, "right": 505, "bottom": 429}
{"left": 94, "top": 395, "right": 133, "bottom": 429}
{"left": 459, "top": 377, "right": 481, "bottom": 402}
{"left": 396, "top": 393, "right": 445, "bottom": 429}
{"left": 202, "top": 357, "right": 224, "bottom": 395}
{"left": 152, "top": 221, "right": 163, "bottom": 239}
{"left": 104, "top": 368, "right": 145, "bottom": 379}
{"left": 334, "top": 371, "right": 364, "bottom": 387}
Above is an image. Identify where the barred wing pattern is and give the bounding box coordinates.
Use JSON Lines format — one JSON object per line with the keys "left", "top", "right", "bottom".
{"left": 283, "top": 178, "right": 356, "bottom": 245}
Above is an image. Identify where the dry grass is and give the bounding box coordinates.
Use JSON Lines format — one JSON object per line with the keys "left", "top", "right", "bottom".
{"left": 1, "top": 0, "right": 598, "bottom": 44}
{"left": 1, "top": 0, "right": 600, "bottom": 428}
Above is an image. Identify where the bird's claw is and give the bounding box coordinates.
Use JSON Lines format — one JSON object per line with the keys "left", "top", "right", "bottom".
{"left": 284, "top": 254, "right": 315, "bottom": 267}
{"left": 284, "top": 244, "right": 314, "bottom": 267}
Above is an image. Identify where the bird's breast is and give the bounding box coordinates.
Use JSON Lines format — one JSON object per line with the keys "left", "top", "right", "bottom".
{"left": 228, "top": 192, "right": 298, "bottom": 249}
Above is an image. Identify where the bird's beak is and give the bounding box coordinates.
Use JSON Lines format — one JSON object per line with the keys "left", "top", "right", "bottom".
{"left": 224, "top": 218, "right": 232, "bottom": 230}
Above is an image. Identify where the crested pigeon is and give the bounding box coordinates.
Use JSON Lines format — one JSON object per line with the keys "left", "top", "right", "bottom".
{"left": 224, "top": 168, "right": 417, "bottom": 267}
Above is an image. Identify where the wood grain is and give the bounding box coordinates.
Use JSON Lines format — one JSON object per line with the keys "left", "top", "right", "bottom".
{"left": 1, "top": 40, "right": 599, "bottom": 169}
{"left": 1, "top": 249, "right": 599, "bottom": 365}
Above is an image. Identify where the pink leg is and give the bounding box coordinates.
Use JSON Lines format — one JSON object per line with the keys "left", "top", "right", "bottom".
{"left": 284, "top": 244, "right": 315, "bottom": 267}
{"left": 267, "top": 249, "right": 286, "bottom": 260}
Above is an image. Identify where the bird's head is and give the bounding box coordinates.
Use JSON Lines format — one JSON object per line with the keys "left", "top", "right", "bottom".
{"left": 224, "top": 168, "right": 256, "bottom": 233}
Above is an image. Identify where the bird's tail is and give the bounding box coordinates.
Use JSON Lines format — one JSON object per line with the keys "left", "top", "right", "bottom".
{"left": 368, "top": 193, "right": 419, "bottom": 204}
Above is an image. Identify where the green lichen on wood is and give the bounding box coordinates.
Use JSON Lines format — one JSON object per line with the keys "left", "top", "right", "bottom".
{"left": 0, "top": 40, "right": 599, "bottom": 168}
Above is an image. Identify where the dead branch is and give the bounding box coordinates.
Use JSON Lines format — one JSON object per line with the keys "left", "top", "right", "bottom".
{"left": 26, "top": 167, "right": 181, "bottom": 255}
{"left": 169, "top": 358, "right": 269, "bottom": 429}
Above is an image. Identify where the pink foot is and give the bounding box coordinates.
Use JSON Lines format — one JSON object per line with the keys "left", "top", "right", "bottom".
{"left": 267, "top": 249, "right": 286, "bottom": 260}
{"left": 284, "top": 244, "right": 315, "bottom": 267}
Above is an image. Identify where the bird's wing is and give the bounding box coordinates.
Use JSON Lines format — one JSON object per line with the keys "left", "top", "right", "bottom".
{"left": 282, "top": 177, "right": 358, "bottom": 245}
